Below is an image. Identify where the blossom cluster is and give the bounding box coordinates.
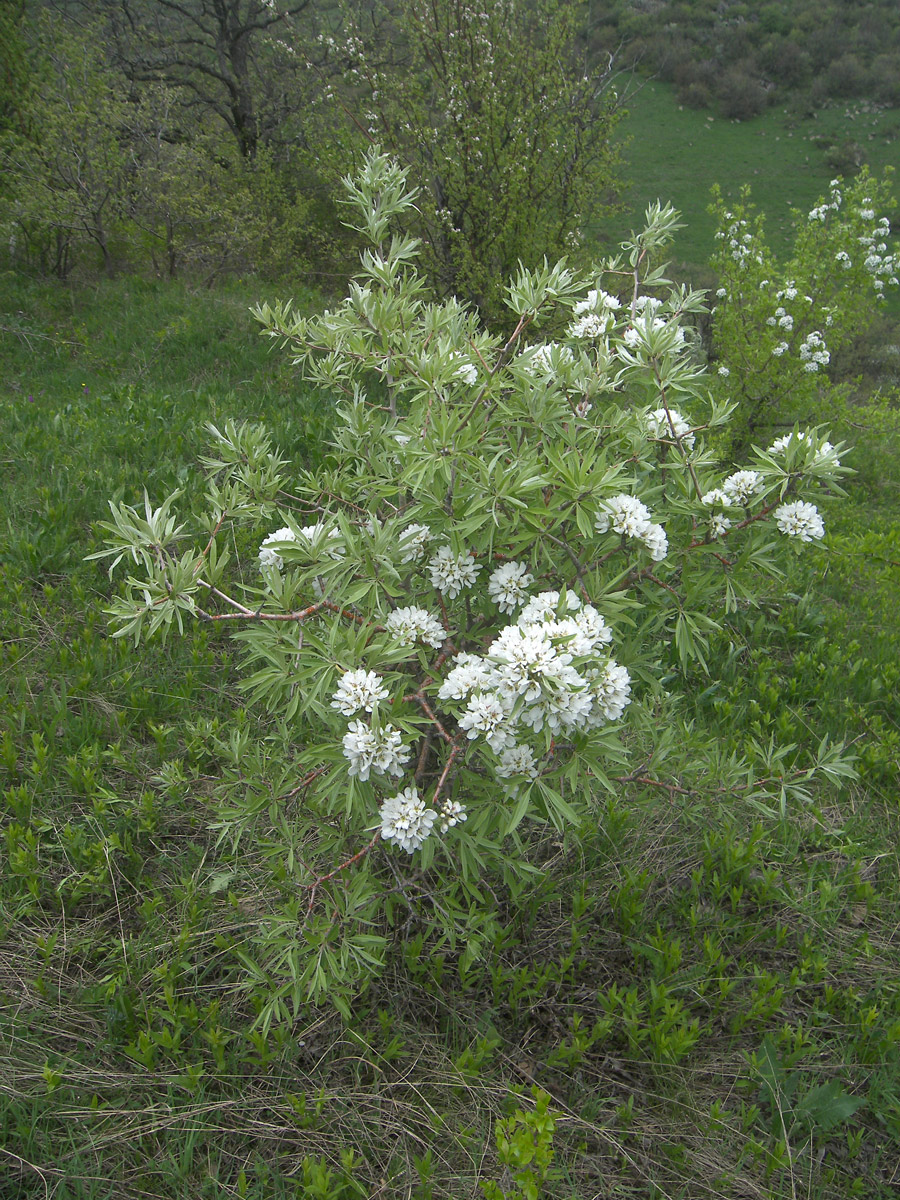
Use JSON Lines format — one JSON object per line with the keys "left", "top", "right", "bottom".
{"left": 799, "top": 330, "right": 830, "bottom": 372}
{"left": 715, "top": 212, "right": 763, "bottom": 268}
{"left": 437, "top": 589, "right": 628, "bottom": 763}
{"left": 595, "top": 494, "right": 668, "bottom": 561}
{"left": 258, "top": 522, "right": 342, "bottom": 571}
{"left": 645, "top": 407, "right": 695, "bottom": 450}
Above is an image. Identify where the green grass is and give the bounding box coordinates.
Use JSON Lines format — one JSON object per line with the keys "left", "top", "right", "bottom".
{"left": 607, "top": 81, "right": 900, "bottom": 276}
{"left": 2, "top": 180, "right": 900, "bottom": 1198}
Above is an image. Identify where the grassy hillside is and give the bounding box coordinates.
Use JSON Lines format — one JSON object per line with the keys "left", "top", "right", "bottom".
{"left": 607, "top": 80, "right": 900, "bottom": 274}
{"left": 2, "top": 107, "right": 900, "bottom": 1197}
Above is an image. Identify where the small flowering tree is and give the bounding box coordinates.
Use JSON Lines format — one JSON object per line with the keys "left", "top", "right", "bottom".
{"left": 92, "top": 150, "right": 854, "bottom": 1026}
{"left": 709, "top": 169, "right": 898, "bottom": 452}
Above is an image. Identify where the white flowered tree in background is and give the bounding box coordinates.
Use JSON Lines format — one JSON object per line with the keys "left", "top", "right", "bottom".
{"left": 708, "top": 168, "right": 898, "bottom": 453}
{"left": 92, "top": 150, "right": 857, "bottom": 1026}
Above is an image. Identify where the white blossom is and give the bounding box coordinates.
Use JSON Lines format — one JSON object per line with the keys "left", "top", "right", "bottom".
{"left": 398, "top": 523, "right": 432, "bottom": 563}
{"left": 645, "top": 407, "right": 695, "bottom": 449}
{"left": 452, "top": 354, "right": 478, "bottom": 385}
{"left": 496, "top": 744, "right": 540, "bottom": 780}
{"left": 568, "top": 312, "right": 612, "bottom": 340}
{"left": 438, "top": 798, "right": 467, "bottom": 833}
{"left": 722, "top": 470, "right": 763, "bottom": 505}
{"left": 438, "top": 653, "right": 490, "bottom": 701}
{"left": 385, "top": 606, "right": 446, "bottom": 649}
{"left": 259, "top": 526, "right": 298, "bottom": 571}
{"left": 488, "top": 561, "right": 534, "bottom": 613}
{"left": 573, "top": 288, "right": 621, "bottom": 316}
{"left": 595, "top": 495, "right": 668, "bottom": 559}
{"left": 331, "top": 669, "right": 389, "bottom": 716}
{"left": 343, "top": 720, "right": 410, "bottom": 781}
{"left": 459, "top": 691, "right": 513, "bottom": 751}
{"left": 585, "top": 660, "right": 632, "bottom": 723}
{"left": 767, "top": 432, "right": 840, "bottom": 467}
{"left": 380, "top": 786, "right": 436, "bottom": 852}
{"left": 701, "top": 487, "right": 734, "bottom": 507}
{"left": 518, "top": 590, "right": 580, "bottom": 627}
{"left": 428, "top": 546, "right": 481, "bottom": 598}
{"left": 774, "top": 501, "right": 825, "bottom": 542}
{"left": 595, "top": 494, "right": 652, "bottom": 538}
{"left": 710, "top": 513, "right": 732, "bottom": 539}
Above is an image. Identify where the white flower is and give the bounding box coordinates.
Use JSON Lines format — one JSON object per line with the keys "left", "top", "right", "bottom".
{"left": 767, "top": 432, "right": 840, "bottom": 467}
{"left": 459, "top": 690, "right": 513, "bottom": 751}
{"left": 452, "top": 354, "right": 478, "bottom": 385}
{"left": 568, "top": 312, "right": 611, "bottom": 340}
{"left": 385, "top": 606, "right": 446, "bottom": 649}
{"left": 437, "top": 653, "right": 489, "bottom": 701}
{"left": 521, "top": 342, "right": 574, "bottom": 375}
{"left": 259, "top": 526, "right": 298, "bottom": 571}
{"left": 343, "top": 721, "right": 411, "bottom": 781}
{"left": 596, "top": 495, "right": 668, "bottom": 560}
{"left": 548, "top": 605, "right": 613, "bottom": 655}
{"left": 496, "top": 744, "right": 540, "bottom": 780}
{"left": 701, "top": 487, "right": 734, "bottom": 507}
{"left": 380, "top": 786, "right": 436, "bottom": 852}
{"left": 595, "top": 494, "right": 652, "bottom": 538}
{"left": 722, "top": 470, "right": 763, "bottom": 505}
{"left": 331, "top": 669, "right": 389, "bottom": 716}
{"left": 428, "top": 546, "right": 481, "bottom": 598}
{"left": 710, "top": 513, "right": 732, "bottom": 539}
{"left": 774, "top": 501, "right": 825, "bottom": 542}
{"left": 799, "top": 330, "right": 830, "bottom": 370}
{"left": 487, "top": 625, "right": 567, "bottom": 703}
{"left": 642, "top": 523, "right": 668, "bottom": 561}
{"left": 573, "top": 288, "right": 621, "bottom": 316}
{"left": 645, "top": 407, "right": 695, "bottom": 450}
{"left": 438, "top": 798, "right": 467, "bottom": 834}
{"left": 488, "top": 561, "right": 534, "bottom": 613}
{"left": 717, "top": 365, "right": 730, "bottom": 377}
{"left": 575, "top": 400, "right": 593, "bottom": 418}
{"left": 398, "top": 523, "right": 432, "bottom": 563}
{"left": 585, "top": 660, "right": 632, "bottom": 723}
{"left": 518, "top": 589, "right": 581, "bottom": 627}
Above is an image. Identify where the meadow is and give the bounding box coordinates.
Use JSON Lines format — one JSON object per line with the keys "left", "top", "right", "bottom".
{"left": 1, "top": 84, "right": 900, "bottom": 1199}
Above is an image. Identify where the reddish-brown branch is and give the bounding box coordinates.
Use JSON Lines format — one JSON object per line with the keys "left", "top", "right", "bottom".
{"left": 277, "top": 766, "right": 328, "bottom": 803}
{"left": 431, "top": 741, "right": 463, "bottom": 808}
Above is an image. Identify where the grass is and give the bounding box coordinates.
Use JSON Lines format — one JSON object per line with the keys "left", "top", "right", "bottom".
{"left": 2, "top": 102, "right": 900, "bottom": 1197}
{"left": 608, "top": 80, "right": 900, "bottom": 277}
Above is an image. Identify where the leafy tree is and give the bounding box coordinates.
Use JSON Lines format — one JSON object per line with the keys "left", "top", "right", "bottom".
{"left": 330, "top": 0, "right": 623, "bottom": 325}
{"left": 1, "top": 13, "right": 135, "bottom": 276}
{"left": 98, "top": 0, "right": 319, "bottom": 161}
{"left": 0, "top": 0, "right": 33, "bottom": 141}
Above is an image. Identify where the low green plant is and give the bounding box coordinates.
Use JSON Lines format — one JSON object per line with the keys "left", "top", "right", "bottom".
{"left": 482, "top": 1088, "right": 558, "bottom": 1200}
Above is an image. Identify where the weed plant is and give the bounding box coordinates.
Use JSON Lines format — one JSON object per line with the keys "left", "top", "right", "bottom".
{"left": 2, "top": 259, "right": 900, "bottom": 1195}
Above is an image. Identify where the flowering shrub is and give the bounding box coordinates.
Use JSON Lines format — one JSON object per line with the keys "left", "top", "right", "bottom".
{"left": 709, "top": 169, "right": 898, "bottom": 451}
{"left": 92, "top": 150, "right": 855, "bottom": 1025}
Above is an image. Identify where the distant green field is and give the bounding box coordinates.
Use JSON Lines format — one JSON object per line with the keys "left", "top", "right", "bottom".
{"left": 605, "top": 80, "right": 900, "bottom": 276}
